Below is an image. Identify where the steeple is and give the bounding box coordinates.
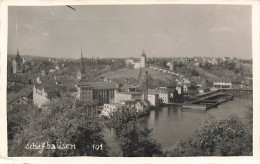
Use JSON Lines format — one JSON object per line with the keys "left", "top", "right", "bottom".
{"left": 81, "top": 49, "right": 83, "bottom": 68}
{"left": 141, "top": 49, "right": 146, "bottom": 57}
{"left": 80, "top": 49, "right": 86, "bottom": 74}
{"left": 15, "top": 49, "right": 23, "bottom": 62}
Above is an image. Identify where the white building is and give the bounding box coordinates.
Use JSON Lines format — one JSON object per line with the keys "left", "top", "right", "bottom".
{"left": 149, "top": 87, "right": 175, "bottom": 104}
{"left": 147, "top": 93, "right": 159, "bottom": 107}
{"left": 33, "top": 86, "right": 50, "bottom": 108}
{"left": 102, "top": 103, "right": 127, "bottom": 117}
{"left": 213, "top": 82, "right": 232, "bottom": 89}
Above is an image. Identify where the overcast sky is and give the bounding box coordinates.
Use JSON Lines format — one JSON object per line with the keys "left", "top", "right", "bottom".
{"left": 8, "top": 5, "right": 252, "bottom": 59}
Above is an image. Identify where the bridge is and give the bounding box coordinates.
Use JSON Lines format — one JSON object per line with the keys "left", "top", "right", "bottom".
{"left": 148, "top": 64, "right": 183, "bottom": 77}
{"left": 219, "top": 88, "right": 253, "bottom": 93}
{"left": 183, "top": 91, "right": 233, "bottom": 111}
{"left": 148, "top": 64, "right": 189, "bottom": 83}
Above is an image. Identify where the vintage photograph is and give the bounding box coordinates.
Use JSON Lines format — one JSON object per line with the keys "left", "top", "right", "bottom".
{"left": 7, "top": 5, "right": 253, "bottom": 157}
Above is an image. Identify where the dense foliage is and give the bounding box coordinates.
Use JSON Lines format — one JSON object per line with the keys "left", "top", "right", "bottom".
{"left": 107, "top": 111, "right": 162, "bottom": 157}
{"left": 8, "top": 96, "right": 108, "bottom": 157}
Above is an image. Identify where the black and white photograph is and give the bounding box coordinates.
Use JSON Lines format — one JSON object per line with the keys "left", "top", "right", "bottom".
{"left": 4, "top": 3, "right": 255, "bottom": 159}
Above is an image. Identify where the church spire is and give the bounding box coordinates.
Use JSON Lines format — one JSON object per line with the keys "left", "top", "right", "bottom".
{"left": 81, "top": 49, "right": 83, "bottom": 68}
{"left": 80, "top": 49, "right": 86, "bottom": 74}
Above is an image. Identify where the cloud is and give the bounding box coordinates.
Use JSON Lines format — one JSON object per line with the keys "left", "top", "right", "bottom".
{"left": 208, "top": 27, "right": 235, "bottom": 33}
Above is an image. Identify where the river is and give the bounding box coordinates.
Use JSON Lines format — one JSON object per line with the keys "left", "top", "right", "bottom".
{"left": 104, "top": 93, "right": 252, "bottom": 155}
{"left": 143, "top": 93, "right": 252, "bottom": 150}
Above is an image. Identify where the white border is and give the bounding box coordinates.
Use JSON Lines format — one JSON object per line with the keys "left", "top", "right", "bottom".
{"left": 0, "top": 0, "right": 259, "bottom": 164}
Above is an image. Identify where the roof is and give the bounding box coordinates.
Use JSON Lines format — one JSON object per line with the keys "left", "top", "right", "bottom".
{"left": 116, "top": 91, "right": 142, "bottom": 95}
{"left": 7, "top": 92, "right": 20, "bottom": 104}
{"left": 104, "top": 103, "right": 126, "bottom": 107}
{"left": 78, "top": 81, "right": 119, "bottom": 90}
{"left": 7, "top": 87, "right": 33, "bottom": 104}
{"left": 15, "top": 50, "right": 23, "bottom": 62}
{"left": 149, "top": 88, "right": 176, "bottom": 94}
{"left": 121, "top": 83, "right": 137, "bottom": 89}
{"left": 34, "top": 79, "right": 78, "bottom": 99}
{"left": 141, "top": 50, "right": 146, "bottom": 57}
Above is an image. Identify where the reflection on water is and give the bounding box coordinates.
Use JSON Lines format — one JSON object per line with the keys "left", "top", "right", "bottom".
{"left": 143, "top": 93, "right": 252, "bottom": 150}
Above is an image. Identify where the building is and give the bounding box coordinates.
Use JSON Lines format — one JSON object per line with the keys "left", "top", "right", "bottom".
{"left": 77, "top": 50, "right": 86, "bottom": 80}
{"left": 213, "top": 81, "right": 232, "bottom": 89}
{"left": 102, "top": 103, "right": 127, "bottom": 117}
{"left": 140, "top": 50, "right": 147, "bottom": 68}
{"left": 183, "top": 84, "right": 188, "bottom": 93}
{"left": 33, "top": 81, "right": 65, "bottom": 108}
{"left": 135, "top": 100, "right": 150, "bottom": 113}
{"left": 125, "top": 50, "right": 148, "bottom": 69}
{"left": 231, "top": 79, "right": 244, "bottom": 89}
{"left": 33, "top": 77, "right": 78, "bottom": 108}
{"left": 167, "top": 59, "right": 174, "bottom": 71}
{"left": 77, "top": 82, "right": 93, "bottom": 102}
{"left": 91, "top": 82, "right": 119, "bottom": 105}
{"left": 77, "top": 81, "right": 118, "bottom": 106}
{"left": 149, "top": 87, "right": 175, "bottom": 104}
{"left": 7, "top": 88, "right": 33, "bottom": 109}
{"left": 198, "top": 86, "right": 210, "bottom": 94}
{"left": 119, "top": 100, "right": 137, "bottom": 111}
{"left": 147, "top": 93, "right": 159, "bottom": 107}
{"left": 79, "top": 102, "right": 99, "bottom": 118}
{"left": 76, "top": 52, "right": 119, "bottom": 106}
{"left": 13, "top": 50, "right": 24, "bottom": 74}
{"left": 120, "top": 83, "right": 138, "bottom": 92}
{"left": 114, "top": 91, "right": 142, "bottom": 103}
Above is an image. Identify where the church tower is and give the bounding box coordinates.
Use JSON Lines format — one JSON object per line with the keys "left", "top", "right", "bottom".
{"left": 140, "top": 50, "right": 147, "bottom": 68}
{"left": 13, "top": 50, "right": 23, "bottom": 74}
{"left": 77, "top": 49, "right": 87, "bottom": 80}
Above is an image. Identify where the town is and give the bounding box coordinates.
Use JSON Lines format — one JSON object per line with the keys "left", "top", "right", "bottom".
{"left": 7, "top": 49, "right": 253, "bottom": 157}
{"left": 7, "top": 50, "right": 252, "bottom": 117}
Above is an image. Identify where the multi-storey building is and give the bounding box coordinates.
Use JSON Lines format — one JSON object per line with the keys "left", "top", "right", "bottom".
{"left": 77, "top": 51, "right": 119, "bottom": 106}
{"left": 147, "top": 93, "right": 159, "bottom": 107}
{"left": 114, "top": 91, "right": 142, "bottom": 103}
{"left": 78, "top": 81, "right": 119, "bottom": 105}
{"left": 149, "top": 87, "right": 175, "bottom": 104}
{"left": 102, "top": 103, "right": 126, "bottom": 117}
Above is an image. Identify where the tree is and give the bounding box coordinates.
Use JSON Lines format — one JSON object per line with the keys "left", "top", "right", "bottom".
{"left": 191, "top": 69, "right": 199, "bottom": 77}
{"left": 9, "top": 95, "right": 109, "bottom": 157}
{"left": 107, "top": 111, "right": 162, "bottom": 157}
{"left": 164, "top": 114, "right": 252, "bottom": 156}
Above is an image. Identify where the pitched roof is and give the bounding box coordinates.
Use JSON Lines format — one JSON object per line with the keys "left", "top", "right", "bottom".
{"left": 78, "top": 81, "right": 119, "bottom": 90}
{"left": 15, "top": 50, "right": 23, "bottom": 62}
{"left": 141, "top": 50, "right": 146, "bottom": 57}
{"left": 7, "top": 87, "right": 33, "bottom": 104}
{"left": 116, "top": 91, "right": 142, "bottom": 95}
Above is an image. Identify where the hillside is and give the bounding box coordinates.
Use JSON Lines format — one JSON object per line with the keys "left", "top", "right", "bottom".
{"left": 100, "top": 68, "right": 175, "bottom": 81}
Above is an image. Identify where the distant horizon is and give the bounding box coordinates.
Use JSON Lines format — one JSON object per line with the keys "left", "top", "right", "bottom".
{"left": 8, "top": 5, "right": 252, "bottom": 59}
{"left": 7, "top": 52, "right": 252, "bottom": 60}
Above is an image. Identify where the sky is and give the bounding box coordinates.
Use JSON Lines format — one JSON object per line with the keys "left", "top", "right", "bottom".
{"left": 8, "top": 5, "right": 252, "bottom": 59}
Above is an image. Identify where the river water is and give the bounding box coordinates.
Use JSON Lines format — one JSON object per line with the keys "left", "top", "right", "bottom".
{"left": 105, "top": 93, "right": 252, "bottom": 155}
{"left": 142, "top": 93, "right": 253, "bottom": 150}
